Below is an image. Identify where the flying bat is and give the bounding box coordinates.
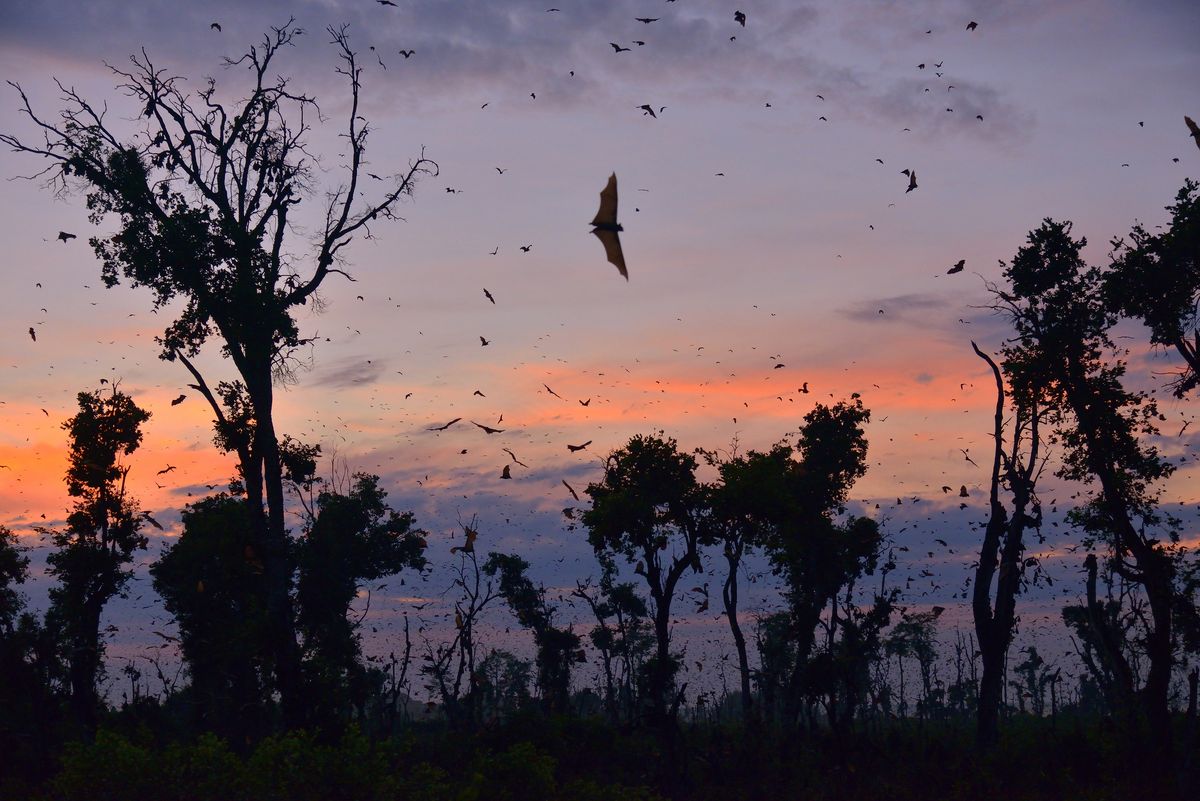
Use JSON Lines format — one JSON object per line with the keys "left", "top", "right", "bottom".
{"left": 500, "top": 465, "right": 512, "bottom": 479}
{"left": 947, "top": 259, "right": 965, "bottom": 274}
{"left": 471, "top": 421, "right": 505, "bottom": 434}
{"left": 734, "top": 10, "right": 746, "bottom": 26}
{"left": 427, "top": 418, "right": 462, "bottom": 432}
{"left": 210, "top": 22, "right": 221, "bottom": 31}
{"left": 1187, "top": 115, "right": 1200, "bottom": 151}
{"left": 157, "top": 465, "right": 177, "bottom": 475}
{"left": 170, "top": 394, "right": 187, "bottom": 406}
{"left": 966, "top": 20, "right": 978, "bottom": 31}
{"left": 590, "top": 172, "right": 628, "bottom": 279}
{"left": 544, "top": 383, "right": 563, "bottom": 399}
{"left": 610, "top": 42, "right": 631, "bottom": 53}
{"left": 638, "top": 104, "right": 657, "bottom": 118}
{"left": 28, "top": 327, "right": 36, "bottom": 342}
{"left": 57, "top": 231, "right": 76, "bottom": 242}
{"left": 902, "top": 169, "right": 918, "bottom": 192}
{"left": 562, "top": 480, "right": 580, "bottom": 501}
{"left": 483, "top": 288, "right": 495, "bottom": 304}
{"left": 398, "top": 49, "right": 415, "bottom": 58}
{"left": 635, "top": 17, "right": 659, "bottom": 23}
{"left": 567, "top": 440, "right": 592, "bottom": 452}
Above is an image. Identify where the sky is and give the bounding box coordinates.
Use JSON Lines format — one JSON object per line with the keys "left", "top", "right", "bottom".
{"left": 0, "top": 0, "right": 1198, "bottom": 700}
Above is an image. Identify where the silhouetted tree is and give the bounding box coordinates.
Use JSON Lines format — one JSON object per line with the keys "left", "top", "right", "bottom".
{"left": 970, "top": 341, "right": 1046, "bottom": 748}
{"left": 296, "top": 473, "right": 426, "bottom": 732}
{"left": 43, "top": 388, "right": 150, "bottom": 732}
{"left": 997, "top": 219, "right": 1180, "bottom": 751}
{"left": 0, "top": 527, "right": 51, "bottom": 767}
{"left": 1060, "top": 553, "right": 1138, "bottom": 721}
{"left": 719, "top": 399, "right": 879, "bottom": 728}
{"left": 1105, "top": 180, "right": 1200, "bottom": 397}
{"left": 572, "top": 569, "right": 654, "bottom": 724}
{"left": 703, "top": 447, "right": 764, "bottom": 723}
{"left": 422, "top": 520, "right": 499, "bottom": 729}
{"left": 150, "top": 494, "right": 271, "bottom": 743}
{"left": 1, "top": 22, "right": 436, "bottom": 726}
{"left": 483, "top": 552, "right": 582, "bottom": 715}
{"left": 584, "top": 434, "right": 709, "bottom": 729}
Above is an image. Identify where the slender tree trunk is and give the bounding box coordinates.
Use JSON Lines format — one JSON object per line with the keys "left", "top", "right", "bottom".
{"left": 721, "top": 545, "right": 752, "bottom": 723}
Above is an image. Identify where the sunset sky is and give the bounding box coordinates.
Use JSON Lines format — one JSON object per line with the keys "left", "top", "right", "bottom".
{"left": 1, "top": 0, "right": 1198, "bottom": 695}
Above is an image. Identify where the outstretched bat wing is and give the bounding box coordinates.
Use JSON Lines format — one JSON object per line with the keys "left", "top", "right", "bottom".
{"left": 592, "top": 228, "right": 628, "bottom": 280}
{"left": 591, "top": 173, "right": 619, "bottom": 227}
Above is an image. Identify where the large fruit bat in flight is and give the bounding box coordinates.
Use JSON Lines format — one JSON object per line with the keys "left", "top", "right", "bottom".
{"left": 590, "top": 173, "right": 628, "bottom": 280}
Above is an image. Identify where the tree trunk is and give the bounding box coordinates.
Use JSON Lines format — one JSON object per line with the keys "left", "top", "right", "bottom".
{"left": 722, "top": 546, "right": 752, "bottom": 724}
{"left": 247, "top": 362, "right": 305, "bottom": 729}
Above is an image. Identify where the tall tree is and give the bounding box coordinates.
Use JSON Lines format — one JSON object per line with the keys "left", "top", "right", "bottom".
{"left": 703, "top": 447, "right": 764, "bottom": 723}
{"left": 151, "top": 494, "right": 272, "bottom": 742}
{"left": 970, "top": 341, "right": 1046, "bottom": 748}
{"left": 1105, "top": 180, "right": 1200, "bottom": 397}
{"left": 724, "top": 399, "right": 880, "bottom": 728}
{"left": 998, "top": 219, "right": 1179, "bottom": 750}
{"left": 296, "top": 473, "right": 427, "bottom": 732}
{"left": 483, "top": 552, "right": 582, "bottom": 715}
{"left": 44, "top": 388, "right": 150, "bottom": 731}
{"left": 1, "top": 22, "right": 436, "bottom": 725}
{"left": 584, "top": 434, "right": 709, "bottom": 728}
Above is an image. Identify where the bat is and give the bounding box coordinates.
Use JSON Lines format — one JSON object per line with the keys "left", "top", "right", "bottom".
{"left": 544, "top": 383, "right": 562, "bottom": 399}
{"left": 427, "top": 418, "right": 462, "bottom": 432}
{"left": 966, "top": 21, "right": 978, "bottom": 31}
{"left": 947, "top": 259, "right": 965, "bottom": 274}
{"left": 500, "top": 465, "right": 512, "bottom": 479}
{"left": 734, "top": 10, "right": 746, "bottom": 26}
{"left": 1187, "top": 115, "right": 1200, "bottom": 151}
{"left": 57, "top": 231, "right": 76, "bottom": 242}
{"left": 590, "top": 173, "right": 628, "bottom": 279}
{"left": 562, "top": 480, "right": 580, "bottom": 500}
{"left": 471, "top": 421, "right": 505, "bottom": 434}
{"left": 567, "top": 440, "right": 592, "bottom": 452}
{"left": 210, "top": 22, "right": 221, "bottom": 31}
{"left": 610, "top": 43, "right": 631, "bottom": 53}
{"left": 170, "top": 394, "right": 187, "bottom": 405}
{"left": 902, "top": 169, "right": 918, "bottom": 192}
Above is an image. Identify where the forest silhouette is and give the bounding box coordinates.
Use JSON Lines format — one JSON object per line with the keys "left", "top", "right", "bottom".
{"left": 1, "top": 18, "right": 1199, "bottom": 801}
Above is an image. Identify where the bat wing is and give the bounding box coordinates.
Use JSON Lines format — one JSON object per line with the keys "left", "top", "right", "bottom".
{"left": 592, "top": 228, "right": 628, "bottom": 279}
{"left": 591, "top": 173, "right": 618, "bottom": 227}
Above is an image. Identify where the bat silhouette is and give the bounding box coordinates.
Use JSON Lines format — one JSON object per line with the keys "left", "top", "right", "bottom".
{"left": 483, "top": 288, "right": 495, "bottom": 304}
{"left": 427, "top": 418, "right": 462, "bottom": 431}
{"left": 966, "top": 20, "right": 978, "bottom": 31}
{"left": 635, "top": 17, "right": 659, "bottom": 23}
{"left": 590, "top": 172, "right": 628, "bottom": 279}
{"left": 562, "top": 480, "right": 580, "bottom": 500}
{"left": 480, "top": 336, "right": 490, "bottom": 346}
{"left": 1187, "top": 115, "right": 1200, "bottom": 151}
{"left": 170, "top": 394, "right": 187, "bottom": 406}
{"left": 734, "top": 10, "right": 746, "bottom": 26}
{"left": 544, "top": 383, "right": 563, "bottom": 399}
{"left": 57, "top": 231, "right": 76, "bottom": 242}
{"left": 567, "top": 440, "right": 592, "bottom": 452}
{"left": 28, "top": 327, "right": 36, "bottom": 342}
{"left": 472, "top": 421, "right": 505, "bottom": 434}
{"left": 210, "top": 22, "right": 221, "bottom": 31}
{"left": 398, "top": 49, "right": 415, "bottom": 58}
{"left": 947, "top": 259, "right": 965, "bottom": 274}
{"left": 638, "top": 104, "right": 657, "bottom": 118}
{"left": 610, "top": 42, "right": 631, "bottom": 53}
{"left": 902, "top": 169, "right": 918, "bottom": 192}
{"left": 500, "top": 465, "right": 512, "bottom": 479}
{"left": 503, "top": 448, "right": 528, "bottom": 467}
